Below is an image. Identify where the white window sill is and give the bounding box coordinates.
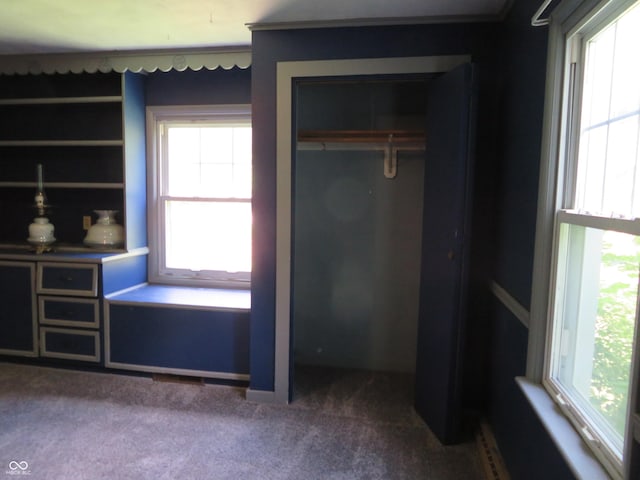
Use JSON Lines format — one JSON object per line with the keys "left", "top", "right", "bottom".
{"left": 515, "top": 377, "right": 611, "bottom": 480}
{"left": 105, "top": 283, "right": 250, "bottom": 312}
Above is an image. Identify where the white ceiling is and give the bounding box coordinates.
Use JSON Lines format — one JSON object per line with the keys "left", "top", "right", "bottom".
{"left": 0, "top": 0, "right": 510, "bottom": 56}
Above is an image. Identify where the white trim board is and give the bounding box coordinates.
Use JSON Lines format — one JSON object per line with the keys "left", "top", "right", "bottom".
{"left": 246, "top": 389, "right": 279, "bottom": 404}
{"left": 0, "top": 47, "right": 251, "bottom": 75}
{"left": 105, "top": 361, "right": 250, "bottom": 382}
{"left": 273, "top": 55, "right": 471, "bottom": 404}
{"left": 248, "top": 14, "right": 503, "bottom": 32}
{"left": 490, "top": 281, "right": 530, "bottom": 328}
{"left": 516, "top": 377, "right": 610, "bottom": 480}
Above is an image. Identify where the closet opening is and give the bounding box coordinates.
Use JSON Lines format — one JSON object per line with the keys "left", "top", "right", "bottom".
{"left": 291, "top": 75, "right": 432, "bottom": 406}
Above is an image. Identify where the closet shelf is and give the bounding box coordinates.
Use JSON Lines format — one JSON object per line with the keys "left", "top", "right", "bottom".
{"left": 297, "top": 130, "right": 425, "bottom": 179}
{"left": 297, "top": 129, "right": 425, "bottom": 144}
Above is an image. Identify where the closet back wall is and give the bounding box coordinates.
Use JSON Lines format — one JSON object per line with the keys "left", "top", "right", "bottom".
{"left": 293, "top": 80, "right": 426, "bottom": 372}
{"left": 294, "top": 151, "right": 424, "bottom": 372}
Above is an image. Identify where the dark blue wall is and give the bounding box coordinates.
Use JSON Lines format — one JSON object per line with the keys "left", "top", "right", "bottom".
{"left": 250, "top": 23, "right": 501, "bottom": 391}
{"left": 250, "top": 7, "right": 577, "bottom": 479}
{"left": 493, "top": 4, "right": 548, "bottom": 309}
{"left": 490, "top": 301, "right": 573, "bottom": 479}
{"left": 146, "top": 66, "right": 251, "bottom": 106}
{"left": 489, "top": 1, "right": 575, "bottom": 478}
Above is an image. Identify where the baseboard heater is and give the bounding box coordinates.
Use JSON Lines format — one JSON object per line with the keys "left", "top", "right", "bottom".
{"left": 476, "top": 419, "right": 510, "bottom": 480}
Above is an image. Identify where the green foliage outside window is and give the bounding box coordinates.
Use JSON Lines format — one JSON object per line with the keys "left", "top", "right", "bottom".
{"left": 591, "top": 236, "right": 639, "bottom": 436}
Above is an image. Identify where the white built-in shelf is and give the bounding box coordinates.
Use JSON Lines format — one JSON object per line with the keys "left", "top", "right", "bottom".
{"left": 0, "top": 96, "right": 123, "bottom": 105}
{"left": 0, "top": 182, "right": 124, "bottom": 189}
{"left": 0, "top": 140, "right": 123, "bottom": 147}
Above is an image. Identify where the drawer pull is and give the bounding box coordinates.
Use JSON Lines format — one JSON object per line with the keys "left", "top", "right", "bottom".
{"left": 60, "top": 276, "right": 74, "bottom": 282}
{"left": 63, "top": 311, "right": 76, "bottom": 318}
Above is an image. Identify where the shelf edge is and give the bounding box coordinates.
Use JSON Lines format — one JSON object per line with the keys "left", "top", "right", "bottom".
{"left": 0, "top": 140, "right": 124, "bottom": 147}
{"left": 0, "top": 96, "right": 123, "bottom": 105}
{"left": 0, "top": 182, "right": 124, "bottom": 189}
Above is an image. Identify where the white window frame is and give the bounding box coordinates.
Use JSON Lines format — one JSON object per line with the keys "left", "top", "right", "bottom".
{"left": 146, "top": 104, "right": 252, "bottom": 288}
{"left": 529, "top": 0, "right": 640, "bottom": 478}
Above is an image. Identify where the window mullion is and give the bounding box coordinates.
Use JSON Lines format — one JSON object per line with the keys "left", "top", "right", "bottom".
{"left": 157, "top": 121, "right": 170, "bottom": 274}
{"left": 160, "top": 195, "right": 250, "bottom": 203}
{"left": 632, "top": 108, "right": 640, "bottom": 215}
{"left": 625, "top": 277, "right": 640, "bottom": 477}
{"left": 558, "top": 209, "right": 640, "bottom": 234}
{"left": 563, "top": 34, "right": 584, "bottom": 210}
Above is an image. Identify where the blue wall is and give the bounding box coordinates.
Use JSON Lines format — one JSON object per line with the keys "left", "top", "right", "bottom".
{"left": 140, "top": 12, "right": 579, "bottom": 476}
{"left": 490, "top": 301, "right": 573, "bottom": 479}
{"left": 488, "top": 1, "right": 575, "bottom": 478}
{"left": 493, "top": 4, "right": 548, "bottom": 309}
{"left": 146, "top": 66, "right": 251, "bottom": 106}
{"left": 250, "top": 23, "right": 501, "bottom": 391}
{"left": 250, "top": 6, "right": 578, "bottom": 478}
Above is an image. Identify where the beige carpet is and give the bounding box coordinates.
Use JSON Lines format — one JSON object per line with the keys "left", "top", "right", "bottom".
{"left": 0, "top": 362, "right": 483, "bottom": 480}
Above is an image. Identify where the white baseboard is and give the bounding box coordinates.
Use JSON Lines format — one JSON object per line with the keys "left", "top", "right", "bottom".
{"left": 245, "top": 388, "right": 288, "bottom": 404}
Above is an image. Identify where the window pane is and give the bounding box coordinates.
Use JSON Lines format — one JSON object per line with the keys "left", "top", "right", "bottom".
{"left": 166, "top": 125, "right": 251, "bottom": 198}
{"left": 167, "top": 128, "right": 201, "bottom": 197}
{"left": 574, "top": 2, "right": 640, "bottom": 217}
{"left": 576, "top": 125, "right": 607, "bottom": 213}
{"left": 201, "top": 164, "right": 233, "bottom": 195}
{"left": 164, "top": 200, "right": 251, "bottom": 274}
{"left": 610, "top": 3, "right": 640, "bottom": 119}
{"left": 602, "top": 117, "right": 640, "bottom": 214}
{"left": 551, "top": 224, "right": 638, "bottom": 455}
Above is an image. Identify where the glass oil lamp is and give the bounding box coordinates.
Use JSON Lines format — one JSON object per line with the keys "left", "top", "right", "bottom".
{"left": 27, "top": 164, "right": 55, "bottom": 253}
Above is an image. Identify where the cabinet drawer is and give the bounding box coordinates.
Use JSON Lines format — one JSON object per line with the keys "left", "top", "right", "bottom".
{"left": 40, "top": 327, "right": 100, "bottom": 362}
{"left": 37, "top": 263, "right": 98, "bottom": 297}
{"left": 39, "top": 296, "right": 99, "bottom": 328}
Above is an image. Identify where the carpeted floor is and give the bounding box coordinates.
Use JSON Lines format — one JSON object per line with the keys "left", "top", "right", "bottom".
{"left": 0, "top": 362, "right": 483, "bottom": 480}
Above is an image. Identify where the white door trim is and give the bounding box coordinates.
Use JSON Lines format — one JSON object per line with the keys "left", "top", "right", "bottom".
{"left": 271, "top": 55, "right": 471, "bottom": 403}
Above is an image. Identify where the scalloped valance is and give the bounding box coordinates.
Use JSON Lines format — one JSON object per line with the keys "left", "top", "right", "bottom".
{"left": 0, "top": 47, "right": 251, "bottom": 75}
